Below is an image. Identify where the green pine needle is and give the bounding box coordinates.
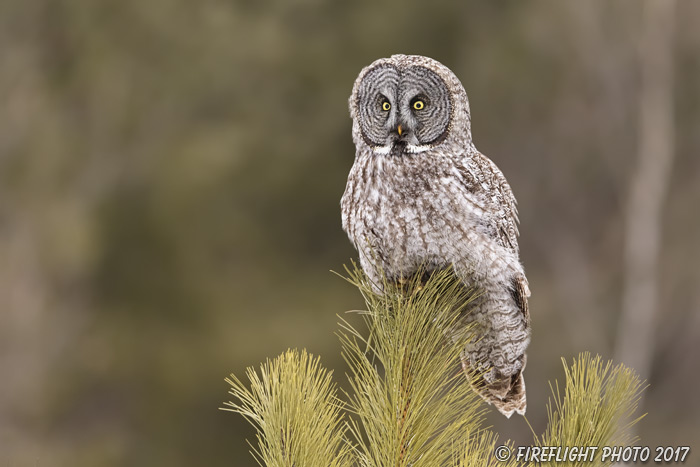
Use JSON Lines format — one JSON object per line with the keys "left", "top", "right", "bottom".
{"left": 455, "top": 431, "right": 518, "bottom": 467}
{"left": 222, "top": 349, "right": 352, "bottom": 467}
{"left": 339, "top": 263, "right": 488, "bottom": 467}
{"left": 536, "top": 352, "right": 646, "bottom": 467}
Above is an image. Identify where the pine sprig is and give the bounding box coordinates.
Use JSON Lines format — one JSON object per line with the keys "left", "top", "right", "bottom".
{"left": 536, "top": 352, "right": 646, "bottom": 467}
{"left": 222, "top": 349, "right": 352, "bottom": 467}
{"left": 339, "top": 264, "right": 488, "bottom": 467}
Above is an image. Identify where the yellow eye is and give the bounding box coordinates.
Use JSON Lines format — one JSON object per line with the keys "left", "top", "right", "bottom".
{"left": 413, "top": 100, "right": 425, "bottom": 110}
{"left": 382, "top": 101, "right": 391, "bottom": 111}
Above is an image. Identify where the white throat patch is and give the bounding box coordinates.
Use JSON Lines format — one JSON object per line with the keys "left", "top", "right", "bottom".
{"left": 372, "top": 143, "right": 433, "bottom": 156}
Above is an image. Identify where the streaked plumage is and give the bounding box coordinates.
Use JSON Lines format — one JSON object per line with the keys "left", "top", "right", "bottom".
{"left": 341, "top": 55, "right": 531, "bottom": 417}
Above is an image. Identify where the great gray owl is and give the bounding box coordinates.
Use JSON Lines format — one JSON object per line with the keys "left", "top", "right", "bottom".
{"left": 341, "top": 55, "right": 531, "bottom": 417}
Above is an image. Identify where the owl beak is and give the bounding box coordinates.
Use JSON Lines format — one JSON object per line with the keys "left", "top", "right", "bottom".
{"left": 397, "top": 124, "right": 403, "bottom": 136}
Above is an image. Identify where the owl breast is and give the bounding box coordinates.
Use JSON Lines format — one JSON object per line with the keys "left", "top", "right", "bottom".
{"left": 342, "top": 150, "right": 505, "bottom": 285}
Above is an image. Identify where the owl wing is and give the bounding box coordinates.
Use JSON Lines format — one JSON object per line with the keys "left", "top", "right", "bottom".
{"left": 455, "top": 151, "right": 520, "bottom": 253}
{"left": 456, "top": 151, "right": 530, "bottom": 319}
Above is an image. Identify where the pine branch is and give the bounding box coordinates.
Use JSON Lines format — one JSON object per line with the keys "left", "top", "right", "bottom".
{"left": 536, "top": 352, "right": 646, "bottom": 467}
{"left": 338, "top": 264, "right": 489, "bottom": 467}
{"left": 222, "top": 349, "right": 352, "bottom": 467}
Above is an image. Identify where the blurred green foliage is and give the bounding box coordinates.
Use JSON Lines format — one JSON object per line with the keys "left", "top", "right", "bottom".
{"left": 1, "top": 1, "right": 699, "bottom": 466}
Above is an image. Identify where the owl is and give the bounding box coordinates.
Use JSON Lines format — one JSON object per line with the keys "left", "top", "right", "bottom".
{"left": 341, "top": 55, "right": 531, "bottom": 417}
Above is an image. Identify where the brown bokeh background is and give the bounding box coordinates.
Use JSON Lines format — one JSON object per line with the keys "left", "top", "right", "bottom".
{"left": 1, "top": 1, "right": 698, "bottom": 465}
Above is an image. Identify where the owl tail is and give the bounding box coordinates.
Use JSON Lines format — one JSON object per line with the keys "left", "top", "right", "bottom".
{"left": 462, "top": 358, "right": 527, "bottom": 418}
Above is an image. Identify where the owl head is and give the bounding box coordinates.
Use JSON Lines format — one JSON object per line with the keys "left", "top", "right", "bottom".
{"left": 349, "top": 55, "right": 472, "bottom": 156}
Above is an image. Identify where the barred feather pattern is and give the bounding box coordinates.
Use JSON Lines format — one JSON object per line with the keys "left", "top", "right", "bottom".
{"left": 341, "top": 55, "right": 531, "bottom": 417}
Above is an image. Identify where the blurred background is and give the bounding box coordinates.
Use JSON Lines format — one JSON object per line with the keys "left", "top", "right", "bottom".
{"left": 1, "top": 0, "right": 698, "bottom": 465}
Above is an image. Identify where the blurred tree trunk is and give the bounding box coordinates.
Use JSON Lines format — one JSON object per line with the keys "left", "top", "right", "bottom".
{"left": 615, "top": 0, "right": 675, "bottom": 393}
